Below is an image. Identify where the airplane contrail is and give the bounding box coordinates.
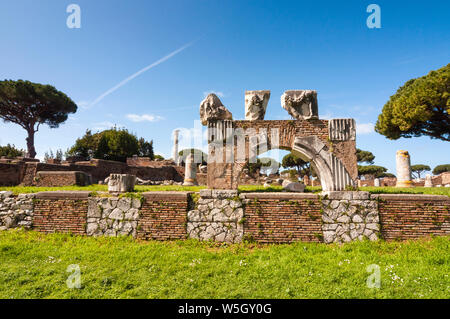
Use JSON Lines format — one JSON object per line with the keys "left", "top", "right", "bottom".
{"left": 90, "top": 40, "right": 195, "bottom": 107}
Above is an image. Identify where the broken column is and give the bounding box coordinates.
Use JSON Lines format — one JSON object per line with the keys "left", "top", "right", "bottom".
{"left": 374, "top": 178, "right": 380, "bottom": 187}
{"left": 245, "top": 90, "right": 270, "bottom": 120}
{"left": 281, "top": 90, "right": 318, "bottom": 120}
{"left": 172, "top": 129, "right": 180, "bottom": 165}
{"left": 395, "top": 150, "right": 413, "bottom": 188}
{"left": 183, "top": 153, "right": 198, "bottom": 186}
{"left": 108, "top": 174, "right": 136, "bottom": 193}
{"left": 424, "top": 174, "right": 433, "bottom": 187}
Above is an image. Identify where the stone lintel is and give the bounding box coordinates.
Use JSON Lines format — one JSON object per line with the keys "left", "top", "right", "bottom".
{"left": 142, "top": 191, "right": 193, "bottom": 201}
{"left": 241, "top": 192, "right": 319, "bottom": 200}
{"left": 321, "top": 191, "right": 370, "bottom": 200}
{"left": 35, "top": 191, "right": 91, "bottom": 200}
{"left": 371, "top": 193, "right": 450, "bottom": 202}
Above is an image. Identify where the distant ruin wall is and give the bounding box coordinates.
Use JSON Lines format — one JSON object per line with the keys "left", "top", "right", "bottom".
{"left": 0, "top": 163, "right": 22, "bottom": 186}
{"left": 1, "top": 158, "right": 184, "bottom": 186}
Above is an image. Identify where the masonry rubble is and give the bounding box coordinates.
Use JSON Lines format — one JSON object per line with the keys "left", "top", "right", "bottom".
{"left": 86, "top": 196, "right": 142, "bottom": 237}
{"left": 0, "top": 191, "right": 34, "bottom": 230}
{"left": 320, "top": 191, "right": 380, "bottom": 243}
{"left": 187, "top": 189, "right": 244, "bottom": 243}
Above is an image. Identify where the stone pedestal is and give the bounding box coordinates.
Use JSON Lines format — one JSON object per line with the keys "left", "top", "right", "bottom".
{"left": 424, "top": 174, "right": 433, "bottom": 187}
{"left": 183, "top": 153, "right": 198, "bottom": 186}
{"left": 108, "top": 174, "right": 136, "bottom": 193}
{"left": 395, "top": 150, "right": 413, "bottom": 188}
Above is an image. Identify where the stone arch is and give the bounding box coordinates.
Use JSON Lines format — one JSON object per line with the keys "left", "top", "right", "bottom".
{"left": 206, "top": 119, "right": 356, "bottom": 191}
{"left": 234, "top": 136, "right": 354, "bottom": 191}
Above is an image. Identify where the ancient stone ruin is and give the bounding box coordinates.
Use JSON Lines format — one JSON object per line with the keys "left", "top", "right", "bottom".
{"left": 200, "top": 90, "right": 358, "bottom": 192}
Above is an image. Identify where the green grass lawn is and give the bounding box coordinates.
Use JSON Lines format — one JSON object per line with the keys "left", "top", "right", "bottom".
{"left": 0, "top": 184, "right": 449, "bottom": 196}
{"left": 0, "top": 229, "right": 448, "bottom": 299}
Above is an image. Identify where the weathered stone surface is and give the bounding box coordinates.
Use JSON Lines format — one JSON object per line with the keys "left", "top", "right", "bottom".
{"left": 183, "top": 153, "right": 198, "bottom": 186}
{"left": 108, "top": 174, "right": 136, "bottom": 193}
{"left": 0, "top": 193, "right": 34, "bottom": 230}
{"left": 200, "top": 93, "right": 233, "bottom": 125}
{"left": 280, "top": 90, "right": 318, "bottom": 120}
{"left": 282, "top": 180, "right": 305, "bottom": 192}
{"left": 245, "top": 90, "right": 270, "bottom": 120}
{"left": 86, "top": 197, "right": 140, "bottom": 238}
{"left": 328, "top": 119, "right": 356, "bottom": 141}
{"left": 187, "top": 192, "right": 244, "bottom": 243}
{"left": 396, "top": 150, "right": 413, "bottom": 188}
{"left": 424, "top": 174, "right": 433, "bottom": 187}
{"left": 320, "top": 197, "right": 380, "bottom": 243}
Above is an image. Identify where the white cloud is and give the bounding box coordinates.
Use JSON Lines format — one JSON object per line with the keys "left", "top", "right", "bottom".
{"left": 356, "top": 122, "right": 375, "bottom": 135}
{"left": 203, "top": 91, "right": 225, "bottom": 98}
{"left": 126, "top": 114, "right": 164, "bottom": 123}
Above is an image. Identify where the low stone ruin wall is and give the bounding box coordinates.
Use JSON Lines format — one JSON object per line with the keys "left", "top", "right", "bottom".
{"left": 0, "top": 163, "right": 22, "bottom": 186}
{"left": 35, "top": 171, "right": 91, "bottom": 187}
{"left": 0, "top": 190, "right": 449, "bottom": 244}
{"left": 0, "top": 158, "right": 184, "bottom": 186}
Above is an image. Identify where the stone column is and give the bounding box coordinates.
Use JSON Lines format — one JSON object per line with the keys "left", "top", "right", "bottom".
{"left": 424, "top": 174, "right": 433, "bottom": 187}
{"left": 374, "top": 178, "right": 380, "bottom": 187}
{"left": 303, "top": 175, "right": 310, "bottom": 186}
{"left": 172, "top": 129, "right": 180, "bottom": 165}
{"left": 395, "top": 150, "right": 413, "bottom": 188}
{"left": 183, "top": 153, "right": 198, "bottom": 186}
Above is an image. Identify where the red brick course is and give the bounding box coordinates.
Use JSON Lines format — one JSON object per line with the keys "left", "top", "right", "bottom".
{"left": 136, "top": 192, "right": 191, "bottom": 241}
{"left": 243, "top": 193, "right": 323, "bottom": 243}
{"left": 375, "top": 194, "right": 450, "bottom": 241}
{"left": 33, "top": 199, "right": 88, "bottom": 235}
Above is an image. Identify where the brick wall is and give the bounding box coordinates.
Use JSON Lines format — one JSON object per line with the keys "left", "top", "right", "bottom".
{"left": 136, "top": 192, "right": 191, "bottom": 240}
{"left": 17, "top": 158, "right": 183, "bottom": 186}
{"left": 243, "top": 193, "right": 323, "bottom": 243}
{"left": 0, "top": 163, "right": 22, "bottom": 186}
{"left": 32, "top": 192, "right": 90, "bottom": 235}
{"left": 376, "top": 194, "right": 450, "bottom": 241}
{"left": 35, "top": 171, "right": 90, "bottom": 187}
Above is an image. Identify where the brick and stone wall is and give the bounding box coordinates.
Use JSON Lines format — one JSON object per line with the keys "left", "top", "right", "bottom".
{"left": 0, "top": 163, "right": 23, "bottom": 186}
{"left": 321, "top": 191, "right": 380, "bottom": 243}
{"left": 86, "top": 197, "right": 141, "bottom": 237}
{"left": 33, "top": 191, "right": 90, "bottom": 235}
{"left": 242, "top": 193, "right": 323, "bottom": 243}
{"left": 0, "top": 190, "right": 449, "bottom": 243}
{"left": 136, "top": 192, "right": 190, "bottom": 241}
{"left": 187, "top": 190, "right": 244, "bottom": 243}
{"left": 376, "top": 194, "right": 450, "bottom": 241}
{"left": 0, "top": 191, "right": 34, "bottom": 230}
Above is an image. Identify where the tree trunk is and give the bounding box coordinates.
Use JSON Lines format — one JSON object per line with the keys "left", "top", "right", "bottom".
{"left": 26, "top": 129, "right": 36, "bottom": 158}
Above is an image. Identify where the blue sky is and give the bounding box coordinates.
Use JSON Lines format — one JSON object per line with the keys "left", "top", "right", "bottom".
{"left": 0, "top": 0, "right": 449, "bottom": 174}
